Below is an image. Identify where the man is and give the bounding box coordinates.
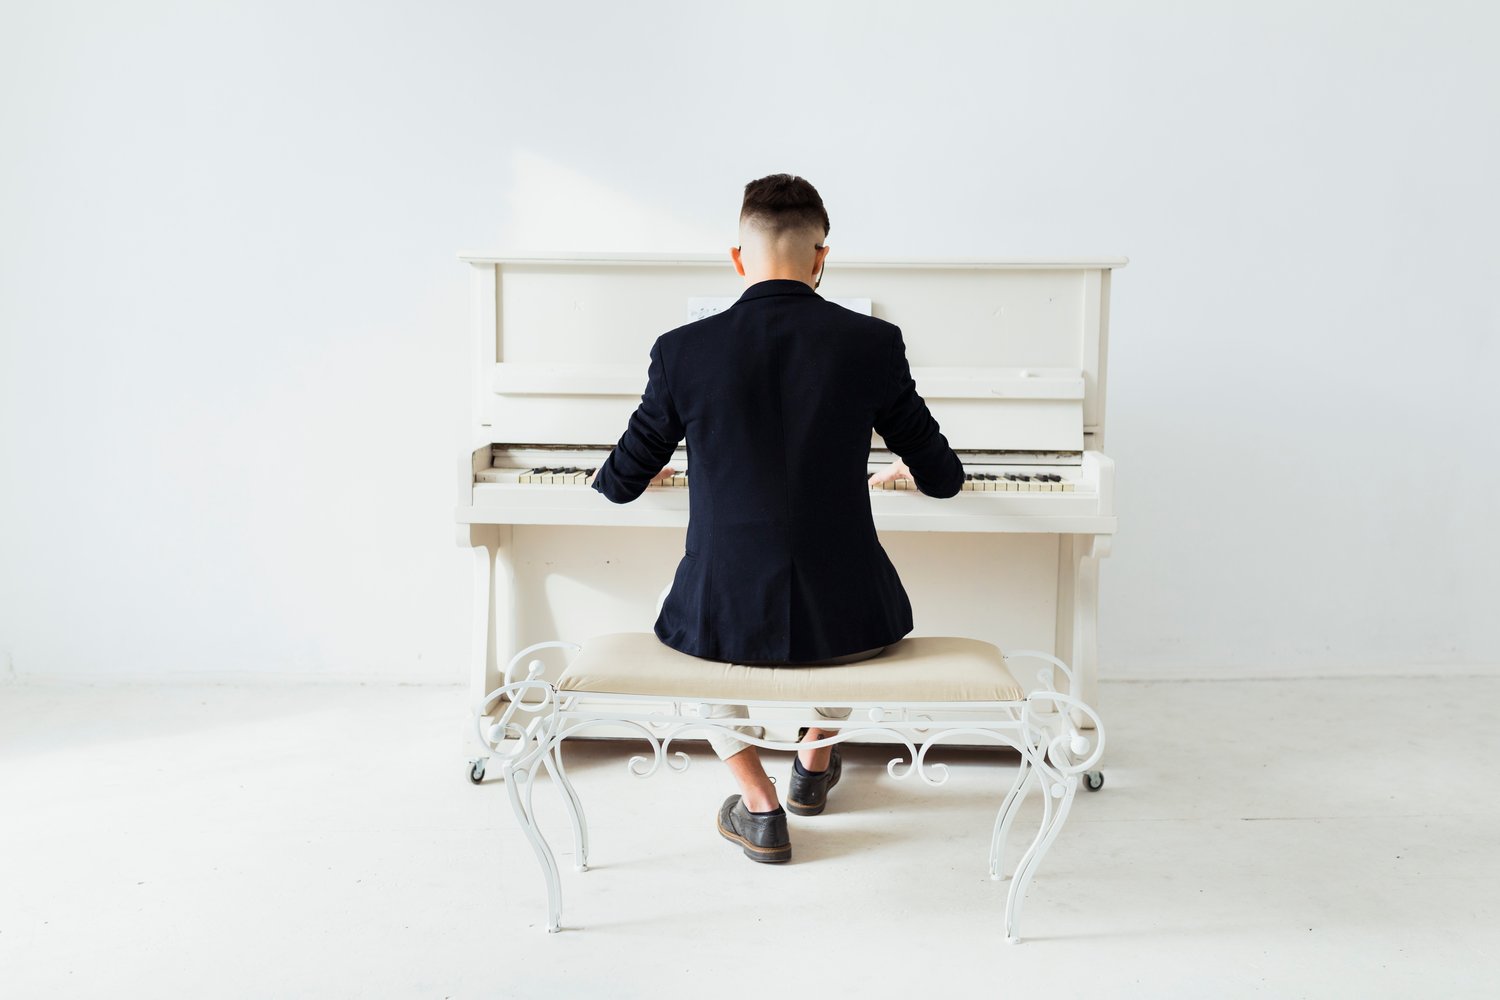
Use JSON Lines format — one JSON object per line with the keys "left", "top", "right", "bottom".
{"left": 590, "top": 174, "right": 964, "bottom": 862}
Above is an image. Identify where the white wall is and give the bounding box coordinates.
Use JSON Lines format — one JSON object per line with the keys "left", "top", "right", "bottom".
{"left": 2, "top": 0, "right": 1496, "bottom": 682}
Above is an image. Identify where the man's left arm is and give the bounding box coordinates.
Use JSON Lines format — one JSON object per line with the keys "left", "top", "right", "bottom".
{"left": 591, "top": 338, "right": 684, "bottom": 504}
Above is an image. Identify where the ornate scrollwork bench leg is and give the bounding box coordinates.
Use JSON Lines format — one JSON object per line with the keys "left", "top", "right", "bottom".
{"left": 542, "top": 726, "right": 590, "bottom": 872}
{"left": 475, "top": 642, "right": 586, "bottom": 933}
{"left": 1002, "top": 685, "right": 1106, "bottom": 942}
{"left": 503, "top": 730, "right": 562, "bottom": 932}
{"left": 989, "top": 756, "right": 1035, "bottom": 880}
{"left": 987, "top": 650, "right": 1105, "bottom": 889}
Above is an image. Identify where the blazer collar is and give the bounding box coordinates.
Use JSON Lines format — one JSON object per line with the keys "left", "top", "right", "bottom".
{"left": 736, "top": 279, "right": 820, "bottom": 303}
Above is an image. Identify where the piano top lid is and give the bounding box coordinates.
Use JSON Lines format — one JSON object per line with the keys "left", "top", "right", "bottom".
{"left": 459, "top": 251, "right": 1128, "bottom": 270}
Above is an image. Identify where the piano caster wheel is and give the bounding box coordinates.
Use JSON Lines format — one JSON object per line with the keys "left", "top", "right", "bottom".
{"left": 468, "top": 759, "right": 487, "bottom": 784}
{"left": 1084, "top": 770, "right": 1104, "bottom": 792}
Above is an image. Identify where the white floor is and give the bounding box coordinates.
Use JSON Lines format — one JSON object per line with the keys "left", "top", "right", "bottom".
{"left": 2, "top": 673, "right": 1496, "bottom": 999}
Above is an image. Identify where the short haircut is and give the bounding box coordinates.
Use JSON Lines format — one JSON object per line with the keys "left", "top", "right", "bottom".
{"left": 740, "top": 173, "right": 830, "bottom": 239}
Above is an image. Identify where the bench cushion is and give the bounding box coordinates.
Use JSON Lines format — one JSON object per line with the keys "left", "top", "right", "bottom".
{"left": 557, "top": 633, "right": 1024, "bottom": 704}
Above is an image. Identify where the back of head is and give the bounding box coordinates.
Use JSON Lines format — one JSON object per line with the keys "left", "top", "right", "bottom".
{"left": 740, "top": 174, "right": 830, "bottom": 243}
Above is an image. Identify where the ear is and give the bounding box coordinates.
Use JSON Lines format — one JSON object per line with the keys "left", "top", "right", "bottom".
{"left": 814, "top": 243, "right": 830, "bottom": 278}
{"left": 730, "top": 245, "right": 745, "bottom": 277}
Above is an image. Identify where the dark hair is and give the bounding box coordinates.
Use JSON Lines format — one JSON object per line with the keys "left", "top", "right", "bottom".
{"left": 740, "top": 173, "right": 830, "bottom": 238}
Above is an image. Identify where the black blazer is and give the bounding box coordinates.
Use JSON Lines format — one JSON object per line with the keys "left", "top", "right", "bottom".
{"left": 592, "top": 278, "right": 964, "bottom": 663}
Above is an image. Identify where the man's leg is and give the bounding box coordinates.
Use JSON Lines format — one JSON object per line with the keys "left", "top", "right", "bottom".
{"left": 702, "top": 703, "right": 780, "bottom": 812}
{"left": 724, "top": 747, "right": 780, "bottom": 813}
{"left": 788, "top": 706, "right": 851, "bottom": 817}
{"left": 705, "top": 703, "right": 791, "bottom": 862}
{"left": 795, "top": 644, "right": 888, "bottom": 772}
{"left": 798, "top": 730, "right": 836, "bottom": 772}
{"left": 799, "top": 706, "right": 853, "bottom": 772}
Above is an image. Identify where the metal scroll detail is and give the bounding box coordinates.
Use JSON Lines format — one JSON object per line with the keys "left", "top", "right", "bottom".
{"left": 472, "top": 640, "right": 1106, "bottom": 944}
{"left": 472, "top": 641, "right": 582, "bottom": 935}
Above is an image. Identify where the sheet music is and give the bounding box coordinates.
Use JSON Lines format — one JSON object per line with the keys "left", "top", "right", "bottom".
{"left": 687, "top": 295, "right": 872, "bottom": 322}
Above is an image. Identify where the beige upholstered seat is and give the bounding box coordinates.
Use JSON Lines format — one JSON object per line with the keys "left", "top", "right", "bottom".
{"left": 557, "top": 633, "right": 1024, "bottom": 704}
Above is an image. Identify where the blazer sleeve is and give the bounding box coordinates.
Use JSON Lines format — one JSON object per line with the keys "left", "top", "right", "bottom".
{"left": 591, "top": 337, "right": 685, "bottom": 504}
{"left": 873, "top": 327, "right": 965, "bottom": 498}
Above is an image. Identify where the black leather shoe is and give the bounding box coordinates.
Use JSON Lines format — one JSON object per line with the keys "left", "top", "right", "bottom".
{"left": 787, "top": 732, "right": 842, "bottom": 817}
{"left": 717, "top": 795, "right": 791, "bottom": 863}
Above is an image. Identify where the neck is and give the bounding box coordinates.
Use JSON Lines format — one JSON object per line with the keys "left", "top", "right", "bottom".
{"left": 745, "top": 268, "right": 815, "bottom": 289}
{"left": 743, "top": 255, "right": 820, "bottom": 289}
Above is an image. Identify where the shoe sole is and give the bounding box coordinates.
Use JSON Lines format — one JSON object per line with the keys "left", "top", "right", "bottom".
{"left": 716, "top": 819, "right": 792, "bottom": 863}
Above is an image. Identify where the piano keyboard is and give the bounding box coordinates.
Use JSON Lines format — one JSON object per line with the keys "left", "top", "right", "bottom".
{"left": 478, "top": 467, "right": 1077, "bottom": 492}
{"left": 877, "top": 472, "right": 1074, "bottom": 493}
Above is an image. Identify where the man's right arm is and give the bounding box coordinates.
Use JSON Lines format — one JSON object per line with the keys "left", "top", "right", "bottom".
{"left": 872, "top": 327, "right": 965, "bottom": 498}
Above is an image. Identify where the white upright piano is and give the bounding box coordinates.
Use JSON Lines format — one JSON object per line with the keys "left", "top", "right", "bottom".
{"left": 456, "top": 253, "right": 1125, "bottom": 740}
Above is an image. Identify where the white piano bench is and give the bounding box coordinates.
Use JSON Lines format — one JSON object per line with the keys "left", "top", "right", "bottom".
{"left": 468, "top": 633, "right": 1105, "bottom": 943}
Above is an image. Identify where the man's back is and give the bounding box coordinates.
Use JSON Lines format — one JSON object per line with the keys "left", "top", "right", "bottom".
{"left": 592, "top": 277, "right": 964, "bottom": 663}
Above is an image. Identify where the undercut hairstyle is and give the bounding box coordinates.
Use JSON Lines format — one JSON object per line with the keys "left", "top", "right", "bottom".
{"left": 740, "top": 173, "right": 830, "bottom": 239}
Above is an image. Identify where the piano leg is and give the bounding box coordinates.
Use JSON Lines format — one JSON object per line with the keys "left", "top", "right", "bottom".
{"left": 464, "top": 524, "right": 518, "bottom": 706}
{"left": 1054, "top": 534, "right": 1112, "bottom": 731}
